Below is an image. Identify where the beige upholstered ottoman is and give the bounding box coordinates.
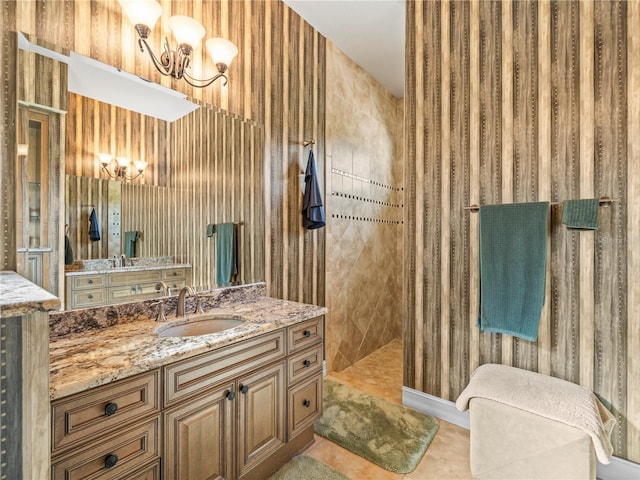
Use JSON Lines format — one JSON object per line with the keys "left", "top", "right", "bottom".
{"left": 469, "top": 397, "right": 596, "bottom": 479}
{"left": 457, "top": 364, "right": 616, "bottom": 480}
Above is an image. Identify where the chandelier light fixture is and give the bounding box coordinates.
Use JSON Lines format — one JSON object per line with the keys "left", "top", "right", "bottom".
{"left": 98, "top": 153, "right": 147, "bottom": 181}
{"left": 118, "top": 0, "right": 239, "bottom": 88}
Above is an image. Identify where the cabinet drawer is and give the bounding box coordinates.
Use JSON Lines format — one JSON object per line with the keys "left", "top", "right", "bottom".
{"left": 164, "top": 329, "right": 286, "bottom": 407}
{"left": 162, "top": 268, "right": 186, "bottom": 281}
{"left": 52, "top": 370, "right": 160, "bottom": 454}
{"left": 73, "top": 274, "right": 106, "bottom": 289}
{"left": 288, "top": 344, "right": 323, "bottom": 385}
{"left": 51, "top": 417, "right": 160, "bottom": 480}
{"left": 165, "top": 280, "right": 186, "bottom": 292}
{"left": 288, "top": 374, "right": 322, "bottom": 439}
{"left": 108, "top": 270, "right": 162, "bottom": 286}
{"left": 287, "top": 317, "right": 323, "bottom": 353}
{"left": 107, "top": 285, "right": 142, "bottom": 303}
{"left": 107, "top": 283, "right": 160, "bottom": 304}
{"left": 71, "top": 288, "right": 106, "bottom": 308}
{"left": 122, "top": 461, "right": 161, "bottom": 480}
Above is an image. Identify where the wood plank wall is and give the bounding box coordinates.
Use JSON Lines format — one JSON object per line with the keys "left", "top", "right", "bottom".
{"left": 405, "top": 0, "right": 638, "bottom": 461}
{"left": 4, "top": 0, "right": 326, "bottom": 306}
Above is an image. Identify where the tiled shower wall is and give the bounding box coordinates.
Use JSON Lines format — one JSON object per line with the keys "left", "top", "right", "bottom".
{"left": 325, "top": 44, "right": 403, "bottom": 372}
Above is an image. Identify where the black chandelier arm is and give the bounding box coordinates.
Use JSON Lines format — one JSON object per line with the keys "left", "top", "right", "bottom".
{"left": 182, "top": 70, "right": 229, "bottom": 88}
{"left": 138, "top": 37, "right": 175, "bottom": 77}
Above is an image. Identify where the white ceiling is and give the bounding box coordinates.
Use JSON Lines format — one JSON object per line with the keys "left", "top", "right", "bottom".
{"left": 283, "top": 0, "right": 405, "bottom": 98}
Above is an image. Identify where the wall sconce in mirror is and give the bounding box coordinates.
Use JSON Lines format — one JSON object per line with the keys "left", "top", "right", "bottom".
{"left": 98, "top": 153, "right": 147, "bottom": 181}
{"left": 118, "top": 0, "right": 239, "bottom": 88}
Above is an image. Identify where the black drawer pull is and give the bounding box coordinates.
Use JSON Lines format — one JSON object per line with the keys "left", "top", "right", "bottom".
{"left": 303, "top": 359, "right": 312, "bottom": 368}
{"left": 303, "top": 399, "right": 311, "bottom": 408}
{"left": 104, "top": 402, "right": 118, "bottom": 416}
{"left": 303, "top": 330, "right": 311, "bottom": 338}
{"left": 88, "top": 279, "right": 93, "bottom": 284}
{"left": 105, "top": 454, "right": 118, "bottom": 469}
{"left": 227, "top": 390, "right": 236, "bottom": 401}
{"left": 87, "top": 294, "right": 93, "bottom": 299}
{"left": 172, "top": 272, "right": 178, "bottom": 276}
{"left": 240, "top": 385, "right": 250, "bottom": 394}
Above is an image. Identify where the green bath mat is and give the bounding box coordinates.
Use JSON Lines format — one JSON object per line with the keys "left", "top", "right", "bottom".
{"left": 268, "top": 455, "right": 350, "bottom": 480}
{"left": 314, "top": 378, "right": 439, "bottom": 474}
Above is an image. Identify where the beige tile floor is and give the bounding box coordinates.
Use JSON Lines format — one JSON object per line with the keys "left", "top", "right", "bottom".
{"left": 304, "top": 339, "right": 474, "bottom": 480}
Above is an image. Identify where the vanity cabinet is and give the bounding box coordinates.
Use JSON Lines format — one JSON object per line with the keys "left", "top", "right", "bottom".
{"left": 51, "top": 316, "right": 324, "bottom": 480}
{"left": 65, "top": 266, "right": 189, "bottom": 309}
{"left": 163, "top": 317, "right": 324, "bottom": 480}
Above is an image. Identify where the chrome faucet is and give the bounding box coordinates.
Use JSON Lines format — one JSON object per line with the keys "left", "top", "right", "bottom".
{"left": 176, "top": 286, "right": 196, "bottom": 317}
{"left": 155, "top": 281, "right": 171, "bottom": 297}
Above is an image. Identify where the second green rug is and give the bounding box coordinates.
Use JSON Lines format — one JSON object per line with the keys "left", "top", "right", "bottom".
{"left": 268, "top": 455, "right": 349, "bottom": 480}
{"left": 314, "top": 377, "right": 439, "bottom": 474}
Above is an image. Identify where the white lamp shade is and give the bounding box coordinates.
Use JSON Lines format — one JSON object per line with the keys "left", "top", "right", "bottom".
{"left": 116, "top": 157, "right": 131, "bottom": 168}
{"left": 169, "top": 15, "right": 205, "bottom": 48}
{"left": 205, "top": 38, "right": 238, "bottom": 68}
{"left": 97, "top": 152, "right": 114, "bottom": 165}
{"left": 118, "top": 0, "right": 162, "bottom": 29}
{"left": 133, "top": 160, "right": 148, "bottom": 172}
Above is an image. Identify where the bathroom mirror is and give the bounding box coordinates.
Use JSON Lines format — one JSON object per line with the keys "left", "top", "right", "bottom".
{"left": 17, "top": 33, "right": 265, "bottom": 308}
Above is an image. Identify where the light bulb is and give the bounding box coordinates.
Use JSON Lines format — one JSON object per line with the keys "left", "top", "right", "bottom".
{"left": 169, "top": 15, "right": 205, "bottom": 49}
{"left": 97, "top": 152, "right": 113, "bottom": 166}
{"left": 116, "top": 157, "right": 131, "bottom": 168}
{"left": 134, "top": 160, "right": 148, "bottom": 172}
{"left": 118, "top": 0, "right": 162, "bottom": 30}
{"left": 206, "top": 38, "right": 238, "bottom": 71}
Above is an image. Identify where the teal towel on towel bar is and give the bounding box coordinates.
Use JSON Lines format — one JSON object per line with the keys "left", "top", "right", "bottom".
{"left": 215, "top": 223, "right": 237, "bottom": 286}
{"left": 124, "top": 231, "right": 138, "bottom": 258}
{"left": 562, "top": 199, "right": 599, "bottom": 230}
{"left": 479, "top": 202, "right": 549, "bottom": 341}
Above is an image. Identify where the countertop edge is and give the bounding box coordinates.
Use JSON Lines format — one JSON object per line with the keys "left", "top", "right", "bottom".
{"left": 50, "top": 302, "right": 327, "bottom": 400}
{"left": 0, "top": 271, "right": 61, "bottom": 317}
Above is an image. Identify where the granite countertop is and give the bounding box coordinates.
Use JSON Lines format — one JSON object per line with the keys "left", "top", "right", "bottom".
{"left": 64, "top": 263, "right": 192, "bottom": 276}
{"left": 0, "top": 271, "right": 60, "bottom": 317}
{"left": 49, "top": 296, "right": 327, "bottom": 400}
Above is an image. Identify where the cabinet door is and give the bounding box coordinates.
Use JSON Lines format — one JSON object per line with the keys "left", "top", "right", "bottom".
{"left": 237, "top": 361, "right": 286, "bottom": 477}
{"left": 164, "top": 382, "right": 234, "bottom": 480}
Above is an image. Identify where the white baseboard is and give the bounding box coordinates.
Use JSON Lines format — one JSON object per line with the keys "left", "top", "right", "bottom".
{"left": 402, "top": 386, "right": 640, "bottom": 480}
{"left": 402, "top": 385, "right": 470, "bottom": 429}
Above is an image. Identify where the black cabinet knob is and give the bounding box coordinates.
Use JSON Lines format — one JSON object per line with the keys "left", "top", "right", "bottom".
{"left": 227, "top": 390, "right": 236, "bottom": 401}
{"left": 88, "top": 279, "right": 93, "bottom": 284}
{"left": 303, "top": 399, "right": 311, "bottom": 408}
{"left": 303, "top": 330, "right": 311, "bottom": 338}
{"left": 87, "top": 294, "right": 93, "bottom": 299}
{"left": 240, "top": 385, "right": 250, "bottom": 394}
{"left": 105, "top": 454, "right": 118, "bottom": 469}
{"left": 104, "top": 402, "right": 118, "bottom": 416}
{"left": 303, "top": 359, "right": 312, "bottom": 368}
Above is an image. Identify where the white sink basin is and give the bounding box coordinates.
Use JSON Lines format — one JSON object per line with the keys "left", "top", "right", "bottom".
{"left": 156, "top": 314, "right": 247, "bottom": 337}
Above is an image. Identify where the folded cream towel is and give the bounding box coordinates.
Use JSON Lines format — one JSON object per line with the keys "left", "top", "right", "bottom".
{"left": 456, "top": 364, "right": 616, "bottom": 464}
